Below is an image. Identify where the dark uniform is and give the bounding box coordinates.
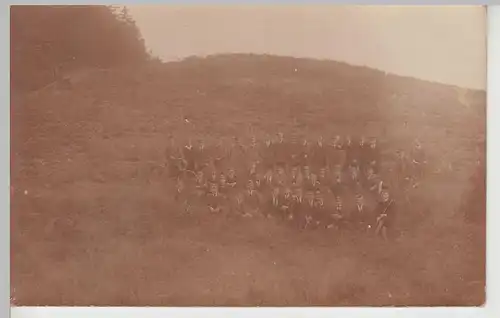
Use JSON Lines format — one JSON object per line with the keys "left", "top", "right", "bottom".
{"left": 290, "top": 166, "right": 304, "bottom": 188}
{"left": 327, "top": 196, "right": 344, "bottom": 230}
{"left": 311, "top": 137, "right": 328, "bottom": 169}
{"left": 299, "top": 140, "right": 312, "bottom": 167}
{"left": 342, "top": 136, "right": 354, "bottom": 171}
{"left": 273, "top": 133, "right": 290, "bottom": 166}
{"left": 194, "top": 139, "right": 208, "bottom": 171}
{"left": 260, "top": 139, "right": 276, "bottom": 170}
{"left": 366, "top": 139, "right": 381, "bottom": 174}
{"left": 355, "top": 136, "right": 369, "bottom": 170}
{"left": 330, "top": 168, "right": 345, "bottom": 197}
{"left": 350, "top": 194, "right": 368, "bottom": 231}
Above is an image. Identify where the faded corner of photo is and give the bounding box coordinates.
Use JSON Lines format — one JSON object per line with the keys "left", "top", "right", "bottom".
{"left": 10, "top": 4, "right": 486, "bottom": 308}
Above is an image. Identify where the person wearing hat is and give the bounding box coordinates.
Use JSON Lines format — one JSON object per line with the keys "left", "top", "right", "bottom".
{"left": 373, "top": 186, "right": 396, "bottom": 240}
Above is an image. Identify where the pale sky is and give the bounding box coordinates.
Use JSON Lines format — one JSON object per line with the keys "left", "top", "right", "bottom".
{"left": 129, "top": 5, "right": 486, "bottom": 90}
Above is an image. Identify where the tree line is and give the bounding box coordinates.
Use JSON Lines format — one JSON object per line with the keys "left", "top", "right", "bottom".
{"left": 11, "top": 5, "right": 157, "bottom": 92}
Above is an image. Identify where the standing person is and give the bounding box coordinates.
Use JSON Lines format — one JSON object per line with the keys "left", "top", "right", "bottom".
{"left": 311, "top": 136, "right": 328, "bottom": 169}
{"left": 301, "top": 138, "right": 312, "bottom": 167}
{"left": 410, "top": 139, "right": 427, "bottom": 188}
{"left": 342, "top": 135, "right": 354, "bottom": 171}
{"left": 348, "top": 163, "right": 361, "bottom": 189}
{"left": 356, "top": 136, "right": 369, "bottom": 171}
{"left": 373, "top": 187, "right": 396, "bottom": 241}
{"left": 247, "top": 135, "right": 260, "bottom": 165}
{"left": 193, "top": 138, "right": 208, "bottom": 171}
{"left": 327, "top": 135, "right": 343, "bottom": 171}
{"left": 395, "top": 149, "right": 411, "bottom": 187}
{"left": 290, "top": 133, "right": 304, "bottom": 167}
{"left": 229, "top": 136, "right": 246, "bottom": 170}
{"left": 194, "top": 170, "right": 208, "bottom": 198}
{"left": 182, "top": 138, "right": 196, "bottom": 172}
{"left": 260, "top": 135, "right": 275, "bottom": 172}
{"left": 290, "top": 165, "right": 304, "bottom": 188}
{"left": 330, "top": 164, "right": 345, "bottom": 196}
{"left": 317, "top": 166, "right": 330, "bottom": 191}
{"left": 165, "top": 135, "right": 183, "bottom": 178}
{"left": 273, "top": 132, "right": 289, "bottom": 167}
{"left": 366, "top": 138, "right": 381, "bottom": 174}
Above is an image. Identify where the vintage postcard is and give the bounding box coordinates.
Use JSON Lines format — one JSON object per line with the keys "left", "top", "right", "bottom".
{"left": 10, "top": 5, "right": 486, "bottom": 306}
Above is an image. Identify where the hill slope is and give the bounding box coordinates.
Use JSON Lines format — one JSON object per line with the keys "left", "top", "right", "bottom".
{"left": 11, "top": 54, "right": 486, "bottom": 306}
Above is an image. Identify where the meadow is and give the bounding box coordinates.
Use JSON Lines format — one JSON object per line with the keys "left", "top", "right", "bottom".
{"left": 11, "top": 54, "right": 486, "bottom": 306}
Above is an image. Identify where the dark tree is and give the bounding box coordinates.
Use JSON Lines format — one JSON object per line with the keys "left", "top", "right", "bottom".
{"left": 10, "top": 5, "right": 150, "bottom": 92}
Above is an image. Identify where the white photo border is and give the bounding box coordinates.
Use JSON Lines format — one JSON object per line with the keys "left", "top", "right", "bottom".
{"left": 5, "top": 1, "right": 496, "bottom": 318}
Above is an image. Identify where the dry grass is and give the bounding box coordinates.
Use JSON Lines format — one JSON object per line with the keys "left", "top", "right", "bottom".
{"left": 11, "top": 54, "right": 485, "bottom": 306}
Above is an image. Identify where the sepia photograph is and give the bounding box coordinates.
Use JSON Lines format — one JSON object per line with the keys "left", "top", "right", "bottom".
{"left": 10, "top": 5, "right": 486, "bottom": 307}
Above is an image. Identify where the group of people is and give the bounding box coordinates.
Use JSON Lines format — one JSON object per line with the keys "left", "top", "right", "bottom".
{"left": 165, "top": 133, "right": 427, "bottom": 240}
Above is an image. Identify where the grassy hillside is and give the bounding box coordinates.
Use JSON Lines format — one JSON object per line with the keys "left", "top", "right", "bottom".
{"left": 11, "top": 54, "right": 485, "bottom": 306}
